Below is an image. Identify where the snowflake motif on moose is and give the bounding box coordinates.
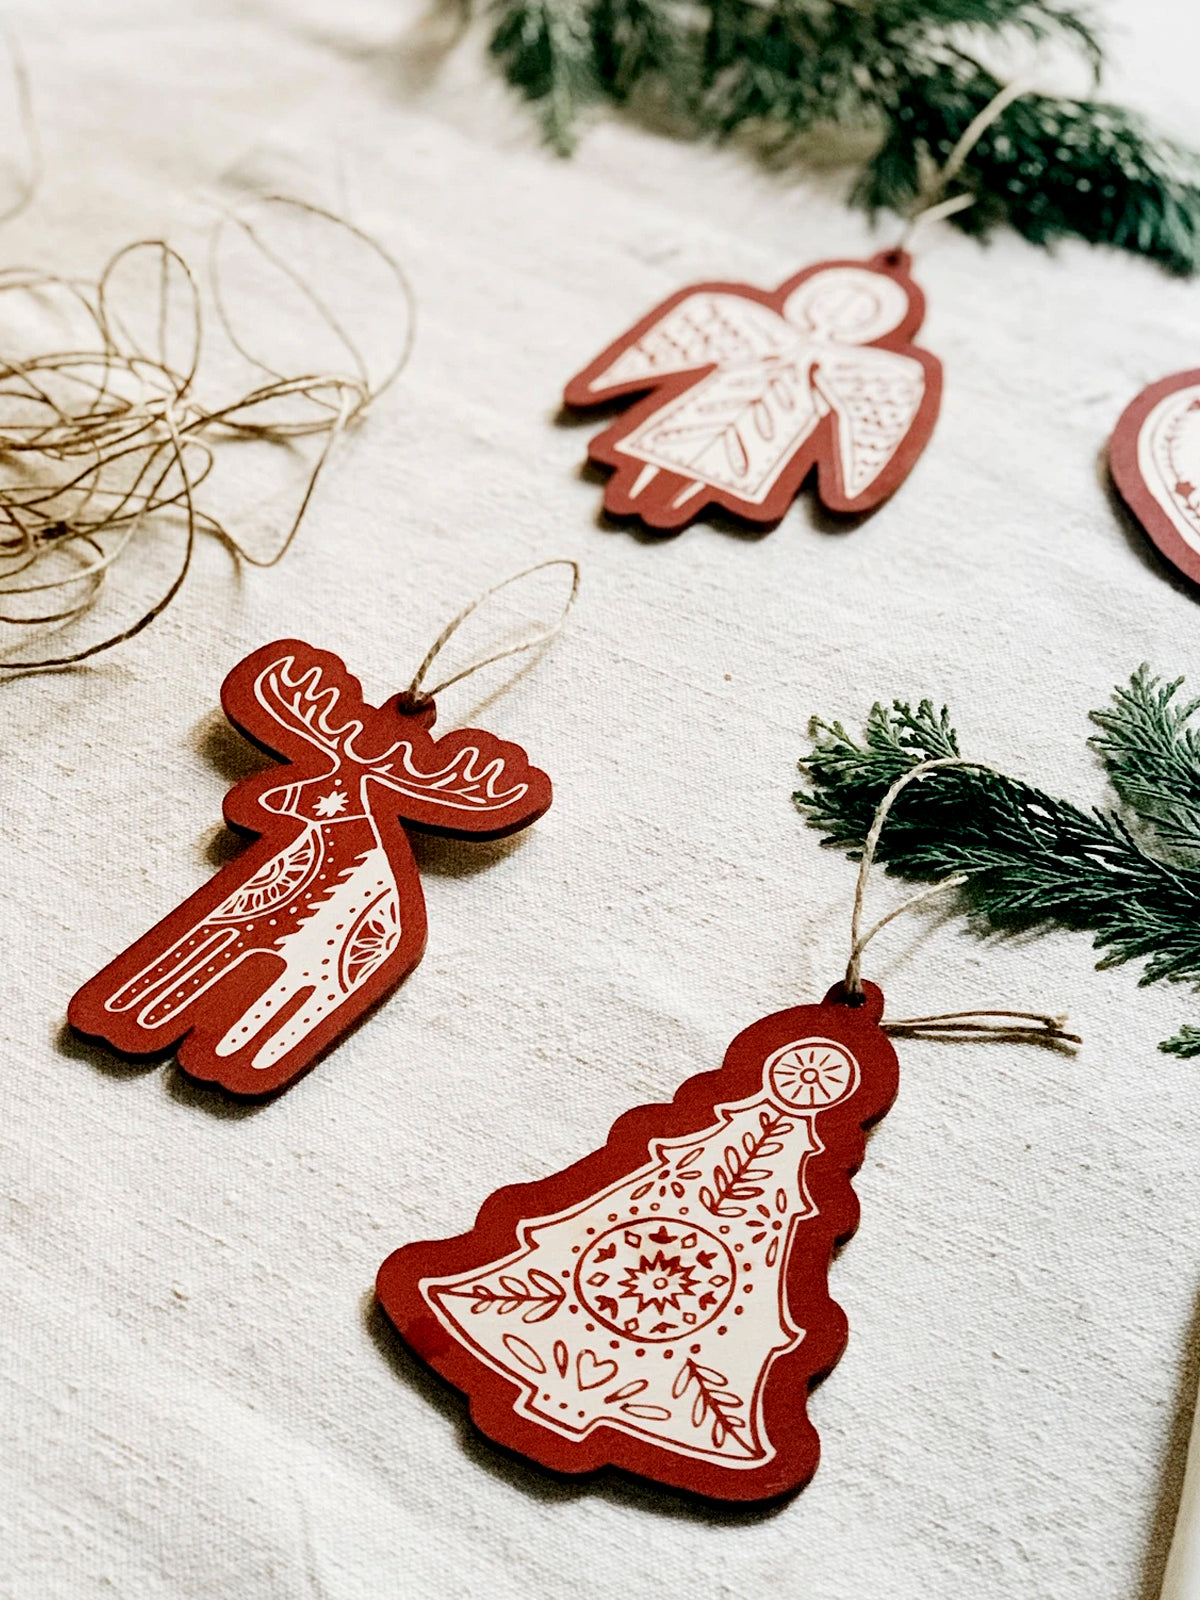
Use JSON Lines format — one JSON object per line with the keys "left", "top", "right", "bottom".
{"left": 421, "top": 1038, "right": 859, "bottom": 1466}
{"left": 563, "top": 255, "right": 941, "bottom": 531}
{"left": 68, "top": 640, "right": 551, "bottom": 1096}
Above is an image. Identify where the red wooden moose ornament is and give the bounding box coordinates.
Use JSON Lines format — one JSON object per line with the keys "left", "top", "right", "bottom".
{"left": 69, "top": 640, "right": 551, "bottom": 1097}
{"left": 563, "top": 252, "right": 941, "bottom": 533}
{"left": 377, "top": 982, "right": 898, "bottom": 1503}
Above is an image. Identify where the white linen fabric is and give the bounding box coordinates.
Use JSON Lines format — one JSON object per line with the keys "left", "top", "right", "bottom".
{"left": 3, "top": 1, "right": 1200, "bottom": 1595}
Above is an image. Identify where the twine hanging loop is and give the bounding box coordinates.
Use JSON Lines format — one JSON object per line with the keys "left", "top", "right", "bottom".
{"left": 892, "top": 77, "right": 1031, "bottom": 255}
{"left": 399, "top": 558, "right": 580, "bottom": 712}
{"left": 844, "top": 756, "right": 971, "bottom": 996}
{"left": 842, "top": 756, "right": 1080, "bottom": 1048}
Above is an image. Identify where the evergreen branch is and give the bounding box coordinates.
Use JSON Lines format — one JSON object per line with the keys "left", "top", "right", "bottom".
{"left": 1089, "top": 665, "right": 1200, "bottom": 857}
{"left": 859, "top": 79, "right": 1200, "bottom": 274}
{"left": 481, "top": 0, "right": 1200, "bottom": 271}
{"left": 490, "top": 0, "right": 601, "bottom": 152}
{"left": 794, "top": 679, "right": 1200, "bottom": 1051}
{"left": 1161, "top": 1025, "right": 1200, "bottom": 1059}
{"left": 872, "top": 0, "right": 1101, "bottom": 67}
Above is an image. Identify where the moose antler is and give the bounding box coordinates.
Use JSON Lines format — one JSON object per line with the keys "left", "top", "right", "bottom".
{"left": 369, "top": 738, "right": 531, "bottom": 814}
{"left": 252, "top": 652, "right": 371, "bottom": 760}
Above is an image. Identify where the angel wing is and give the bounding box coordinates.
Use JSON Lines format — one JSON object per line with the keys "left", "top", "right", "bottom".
{"left": 582, "top": 291, "right": 800, "bottom": 397}
{"left": 617, "top": 353, "right": 821, "bottom": 504}
{"left": 812, "top": 344, "right": 927, "bottom": 503}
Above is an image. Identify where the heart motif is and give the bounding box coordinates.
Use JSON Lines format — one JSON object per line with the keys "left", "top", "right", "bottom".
{"left": 1111, "top": 369, "right": 1200, "bottom": 586}
{"left": 576, "top": 1349, "right": 619, "bottom": 1390}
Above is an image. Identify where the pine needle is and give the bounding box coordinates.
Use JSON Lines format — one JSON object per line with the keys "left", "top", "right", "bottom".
{"left": 794, "top": 672, "right": 1200, "bottom": 1053}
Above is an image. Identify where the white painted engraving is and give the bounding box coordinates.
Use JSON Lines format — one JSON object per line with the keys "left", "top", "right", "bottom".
{"left": 1135, "top": 382, "right": 1200, "bottom": 557}
{"left": 103, "top": 652, "right": 532, "bottom": 1071}
{"left": 589, "top": 268, "right": 925, "bottom": 506}
{"left": 422, "top": 1038, "right": 860, "bottom": 1467}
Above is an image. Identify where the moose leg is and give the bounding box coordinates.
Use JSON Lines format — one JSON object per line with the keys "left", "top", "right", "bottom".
{"left": 105, "top": 928, "right": 247, "bottom": 1026}
{"left": 69, "top": 821, "right": 326, "bottom": 1058}
{"left": 175, "top": 847, "right": 419, "bottom": 1096}
{"left": 69, "top": 920, "right": 282, "bottom": 1058}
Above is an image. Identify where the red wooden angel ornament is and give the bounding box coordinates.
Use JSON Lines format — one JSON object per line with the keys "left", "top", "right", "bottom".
{"left": 69, "top": 565, "right": 573, "bottom": 1098}
{"left": 377, "top": 983, "right": 898, "bottom": 1502}
{"left": 564, "top": 252, "right": 941, "bottom": 532}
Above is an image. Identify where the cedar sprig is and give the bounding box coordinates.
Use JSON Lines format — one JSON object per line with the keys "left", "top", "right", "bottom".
{"left": 1089, "top": 665, "right": 1200, "bottom": 858}
{"left": 794, "top": 670, "right": 1200, "bottom": 1055}
{"left": 483, "top": 0, "right": 1200, "bottom": 273}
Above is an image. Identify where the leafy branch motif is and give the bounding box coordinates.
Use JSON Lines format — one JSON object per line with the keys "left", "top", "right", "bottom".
{"left": 699, "top": 1108, "right": 793, "bottom": 1218}
{"left": 747, "top": 1188, "right": 791, "bottom": 1267}
{"left": 647, "top": 357, "right": 802, "bottom": 481}
{"left": 672, "top": 1358, "right": 747, "bottom": 1450}
{"left": 794, "top": 667, "right": 1200, "bottom": 1055}
{"left": 447, "top": 1270, "right": 566, "bottom": 1324}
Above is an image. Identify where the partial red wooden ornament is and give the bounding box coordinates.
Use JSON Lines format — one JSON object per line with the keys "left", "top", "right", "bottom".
{"left": 68, "top": 640, "right": 552, "bottom": 1098}
{"left": 377, "top": 982, "right": 898, "bottom": 1503}
{"left": 563, "top": 252, "right": 942, "bottom": 533}
{"left": 1110, "top": 369, "right": 1200, "bottom": 587}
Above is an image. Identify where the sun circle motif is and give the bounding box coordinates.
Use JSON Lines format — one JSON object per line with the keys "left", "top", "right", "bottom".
{"left": 338, "top": 888, "right": 400, "bottom": 990}
{"left": 766, "top": 1037, "right": 860, "bottom": 1110}
{"left": 575, "top": 1218, "right": 736, "bottom": 1342}
{"left": 218, "top": 828, "right": 320, "bottom": 920}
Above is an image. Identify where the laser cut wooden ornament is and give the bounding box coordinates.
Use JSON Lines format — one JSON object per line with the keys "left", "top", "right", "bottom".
{"left": 1110, "top": 369, "right": 1200, "bottom": 587}
{"left": 563, "top": 252, "right": 941, "bottom": 532}
{"left": 69, "top": 640, "right": 552, "bottom": 1098}
{"left": 376, "top": 981, "right": 897, "bottom": 1503}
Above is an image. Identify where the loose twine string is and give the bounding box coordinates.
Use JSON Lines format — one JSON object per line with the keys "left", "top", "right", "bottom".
{"left": 843, "top": 758, "right": 1081, "bottom": 1047}
{"left": 400, "top": 558, "right": 581, "bottom": 710}
{"left": 893, "top": 77, "right": 1031, "bottom": 255}
{"left": 0, "top": 195, "right": 415, "bottom": 671}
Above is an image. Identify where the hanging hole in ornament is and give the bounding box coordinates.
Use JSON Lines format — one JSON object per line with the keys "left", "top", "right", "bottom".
{"left": 822, "top": 980, "right": 881, "bottom": 1020}
{"left": 394, "top": 688, "right": 436, "bottom": 720}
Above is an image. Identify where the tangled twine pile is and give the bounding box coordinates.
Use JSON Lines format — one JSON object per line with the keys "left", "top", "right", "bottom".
{"left": 0, "top": 196, "right": 414, "bottom": 671}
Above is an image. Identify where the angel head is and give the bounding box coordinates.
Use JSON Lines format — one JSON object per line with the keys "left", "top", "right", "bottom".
{"left": 782, "top": 266, "right": 912, "bottom": 345}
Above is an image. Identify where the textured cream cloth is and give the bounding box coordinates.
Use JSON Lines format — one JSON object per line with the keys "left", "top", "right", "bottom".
{"left": 3, "top": 1, "right": 1200, "bottom": 1595}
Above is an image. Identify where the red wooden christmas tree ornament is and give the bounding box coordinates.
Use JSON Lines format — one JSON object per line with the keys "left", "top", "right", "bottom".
{"left": 563, "top": 252, "right": 941, "bottom": 532}
{"left": 69, "top": 640, "right": 551, "bottom": 1098}
{"left": 377, "top": 981, "right": 898, "bottom": 1503}
{"left": 1110, "top": 369, "right": 1200, "bottom": 587}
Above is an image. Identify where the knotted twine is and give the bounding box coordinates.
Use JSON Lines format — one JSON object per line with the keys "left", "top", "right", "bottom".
{"left": 842, "top": 757, "right": 1081, "bottom": 1048}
